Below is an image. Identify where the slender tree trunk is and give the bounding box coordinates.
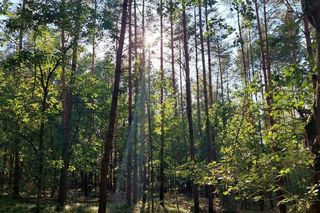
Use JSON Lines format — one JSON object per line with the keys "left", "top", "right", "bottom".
{"left": 83, "top": 0, "right": 97, "bottom": 198}
{"left": 132, "top": 109, "right": 138, "bottom": 203}
{"left": 36, "top": 87, "right": 48, "bottom": 213}
{"left": 178, "top": 40, "right": 184, "bottom": 122}
{"left": 91, "top": 0, "right": 97, "bottom": 76}
{"left": 262, "top": 5, "right": 284, "bottom": 213}
{"left": 198, "top": 1, "right": 215, "bottom": 211}
{"left": 83, "top": 173, "right": 89, "bottom": 197}
{"left": 146, "top": 49, "right": 155, "bottom": 212}
{"left": 34, "top": 36, "right": 70, "bottom": 213}
{"left": 88, "top": 0, "right": 97, "bottom": 144}
{"left": 58, "top": 0, "right": 81, "bottom": 208}
{"left": 17, "top": 0, "right": 26, "bottom": 53}
{"left": 205, "top": 0, "right": 213, "bottom": 104}
{"left": 236, "top": 7, "right": 248, "bottom": 85}
{"left": 8, "top": 154, "right": 13, "bottom": 192}
{"left": 141, "top": 0, "right": 147, "bottom": 206}
{"left": 254, "top": 0, "right": 284, "bottom": 212}
{"left": 254, "top": 0, "right": 268, "bottom": 93}
{"left": 126, "top": 0, "right": 133, "bottom": 204}
{"left": 12, "top": 0, "right": 26, "bottom": 197}
{"left": 262, "top": 0, "right": 272, "bottom": 91}
{"left": 159, "top": 0, "right": 165, "bottom": 206}
{"left": 217, "top": 42, "right": 224, "bottom": 105}
{"left": 248, "top": 29, "right": 263, "bottom": 147}
{"left": 12, "top": 139, "right": 20, "bottom": 197}
{"left": 300, "top": 0, "right": 313, "bottom": 63}
{"left": 182, "top": 5, "right": 200, "bottom": 212}
{"left": 169, "top": 3, "right": 180, "bottom": 207}
{"left": 112, "top": 122, "right": 119, "bottom": 192}
{"left": 132, "top": 0, "right": 139, "bottom": 203}
{"left": 198, "top": 0, "right": 213, "bottom": 160}
{"left": 170, "top": 4, "right": 177, "bottom": 115}
{"left": 98, "top": 0, "right": 128, "bottom": 211}
{"left": 1, "top": 156, "right": 6, "bottom": 191}
{"left": 139, "top": 71, "right": 147, "bottom": 208}
{"left": 194, "top": 7, "right": 201, "bottom": 136}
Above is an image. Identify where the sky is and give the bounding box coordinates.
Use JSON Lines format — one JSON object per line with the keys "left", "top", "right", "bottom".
{"left": 1, "top": 0, "right": 240, "bottom": 93}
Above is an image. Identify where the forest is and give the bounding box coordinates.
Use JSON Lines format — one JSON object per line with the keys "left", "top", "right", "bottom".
{"left": 1, "top": 0, "right": 320, "bottom": 212}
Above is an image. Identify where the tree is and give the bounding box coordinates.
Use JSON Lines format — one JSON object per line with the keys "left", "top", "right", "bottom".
{"left": 159, "top": 0, "right": 166, "bottom": 206}
{"left": 182, "top": 2, "right": 200, "bottom": 212}
{"left": 98, "top": 0, "right": 129, "bottom": 211}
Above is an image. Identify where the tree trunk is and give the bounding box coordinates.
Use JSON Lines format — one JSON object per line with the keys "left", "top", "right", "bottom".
{"left": 58, "top": 0, "right": 81, "bottom": 206}
{"left": 36, "top": 87, "right": 48, "bottom": 213}
{"left": 182, "top": 5, "right": 200, "bottom": 213}
{"left": 132, "top": 0, "right": 139, "bottom": 203}
{"left": 170, "top": 4, "right": 177, "bottom": 115}
{"left": 217, "top": 42, "right": 224, "bottom": 105}
{"left": 159, "top": 0, "right": 165, "bottom": 206}
{"left": 254, "top": 0, "right": 284, "bottom": 212}
{"left": 198, "top": 1, "right": 215, "bottom": 211}
{"left": 141, "top": 0, "right": 147, "bottom": 206}
{"left": 98, "top": 0, "right": 128, "bottom": 211}
{"left": 300, "top": 0, "right": 313, "bottom": 63}
{"left": 236, "top": 7, "right": 248, "bottom": 85}
{"left": 132, "top": 125, "right": 138, "bottom": 203}
{"left": 126, "top": 0, "right": 133, "bottom": 204}
{"left": 12, "top": 0, "right": 26, "bottom": 197}
{"left": 205, "top": 0, "right": 213, "bottom": 104}
{"left": 147, "top": 49, "right": 155, "bottom": 212}
{"left": 194, "top": 7, "right": 201, "bottom": 136}
{"left": 253, "top": 0, "right": 269, "bottom": 93}
{"left": 12, "top": 139, "right": 20, "bottom": 197}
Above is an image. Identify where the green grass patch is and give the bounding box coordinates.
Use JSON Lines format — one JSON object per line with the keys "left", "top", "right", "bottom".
{"left": 0, "top": 195, "right": 194, "bottom": 213}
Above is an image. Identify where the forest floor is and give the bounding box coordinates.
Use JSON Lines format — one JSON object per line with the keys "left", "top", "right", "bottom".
{"left": 0, "top": 193, "right": 197, "bottom": 213}
{"left": 0, "top": 193, "right": 276, "bottom": 213}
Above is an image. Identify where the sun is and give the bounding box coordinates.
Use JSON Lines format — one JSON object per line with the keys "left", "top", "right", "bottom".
{"left": 144, "top": 32, "right": 157, "bottom": 47}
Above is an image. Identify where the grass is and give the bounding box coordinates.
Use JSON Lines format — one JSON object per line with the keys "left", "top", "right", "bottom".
{"left": 0, "top": 194, "right": 193, "bottom": 213}
{"left": 0, "top": 193, "right": 276, "bottom": 212}
{"left": 0, "top": 196, "right": 115, "bottom": 213}
{"left": 0, "top": 196, "right": 36, "bottom": 213}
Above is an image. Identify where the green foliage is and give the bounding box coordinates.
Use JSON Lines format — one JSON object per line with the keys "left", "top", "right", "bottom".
{"left": 197, "top": 64, "right": 316, "bottom": 211}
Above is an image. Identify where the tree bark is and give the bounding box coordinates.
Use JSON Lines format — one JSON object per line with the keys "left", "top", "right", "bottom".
{"left": 36, "top": 87, "right": 48, "bottom": 213}
{"left": 236, "top": 8, "right": 248, "bottom": 85}
{"left": 126, "top": 0, "right": 133, "bottom": 204}
{"left": 170, "top": 3, "right": 177, "bottom": 115}
{"left": 141, "top": 0, "right": 147, "bottom": 206}
{"left": 12, "top": 0, "right": 26, "bottom": 197}
{"left": 194, "top": 7, "right": 201, "bottom": 136}
{"left": 58, "top": 0, "right": 81, "bottom": 208}
{"left": 205, "top": 0, "right": 213, "bottom": 104}
{"left": 182, "top": 5, "right": 200, "bottom": 213}
{"left": 132, "top": 0, "right": 139, "bottom": 203}
{"left": 147, "top": 49, "right": 155, "bottom": 212}
{"left": 12, "top": 139, "right": 20, "bottom": 197}
{"left": 198, "top": 1, "right": 215, "bottom": 211}
{"left": 98, "top": 0, "right": 128, "bottom": 211}
{"left": 301, "top": 0, "right": 314, "bottom": 63}
{"left": 159, "top": 0, "right": 165, "bottom": 206}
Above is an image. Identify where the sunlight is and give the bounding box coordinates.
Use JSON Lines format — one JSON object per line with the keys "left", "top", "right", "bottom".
{"left": 144, "top": 32, "right": 157, "bottom": 47}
